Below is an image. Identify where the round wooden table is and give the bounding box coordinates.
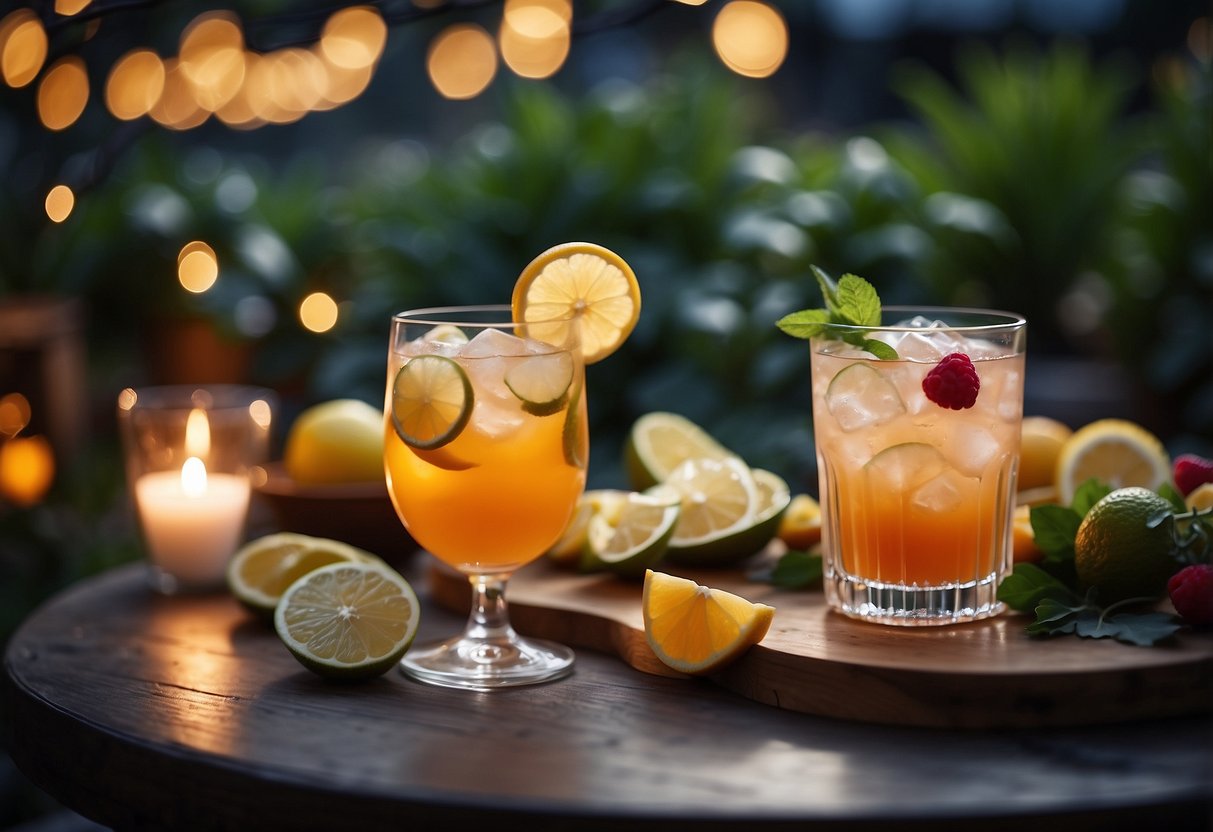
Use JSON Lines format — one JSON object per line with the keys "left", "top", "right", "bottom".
{"left": 4, "top": 563, "right": 1211, "bottom": 831}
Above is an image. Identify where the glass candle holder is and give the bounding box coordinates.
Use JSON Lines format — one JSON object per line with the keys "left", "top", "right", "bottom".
{"left": 117, "top": 385, "right": 274, "bottom": 594}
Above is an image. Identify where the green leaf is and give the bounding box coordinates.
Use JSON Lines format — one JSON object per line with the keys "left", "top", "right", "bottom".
{"left": 1157, "top": 482, "right": 1188, "bottom": 514}
{"left": 858, "top": 338, "right": 899, "bottom": 361}
{"left": 810, "top": 265, "right": 839, "bottom": 310}
{"left": 1023, "top": 597, "right": 1183, "bottom": 646}
{"left": 997, "top": 563, "right": 1078, "bottom": 612}
{"left": 769, "top": 548, "right": 823, "bottom": 589}
{"left": 776, "top": 308, "right": 831, "bottom": 340}
{"left": 835, "top": 274, "right": 882, "bottom": 326}
{"left": 1030, "top": 503, "right": 1082, "bottom": 563}
{"left": 1071, "top": 478, "right": 1112, "bottom": 517}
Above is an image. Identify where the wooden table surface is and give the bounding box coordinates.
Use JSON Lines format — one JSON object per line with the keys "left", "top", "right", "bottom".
{"left": 4, "top": 561, "right": 1212, "bottom": 832}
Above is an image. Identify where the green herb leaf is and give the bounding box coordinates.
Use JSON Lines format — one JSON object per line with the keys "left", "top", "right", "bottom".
{"left": 1071, "top": 478, "right": 1112, "bottom": 517}
{"left": 778, "top": 266, "right": 898, "bottom": 360}
{"left": 751, "top": 548, "right": 824, "bottom": 589}
{"left": 1157, "top": 482, "right": 1188, "bottom": 514}
{"left": 997, "top": 563, "right": 1079, "bottom": 612}
{"left": 1025, "top": 597, "right": 1182, "bottom": 647}
{"left": 1029, "top": 503, "right": 1082, "bottom": 564}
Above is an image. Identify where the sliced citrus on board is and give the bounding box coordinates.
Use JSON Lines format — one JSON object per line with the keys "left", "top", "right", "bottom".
{"left": 274, "top": 562, "right": 420, "bottom": 681}
{"left": 227, "top": 532, "right": 378, "bottom": 615}
{"left": 663, "top": 456, "right": 762, "bottom": 563}
{"left": 546, "top": 489, "right": 630, "bottom": 564}
{"left": 777, "top": 493, "right": 822, "bottom": 550}
{"left": 666, "top": 466, "right": 787, "bottom": 566}
{"left": 1054, "top": 419, "right": 1170, "bottom": 504}
{"left": 583, "top": 486, "right": 682, "bottom": 578}
{"left": 642, "top": 569, "right": 775, "bottom": 675}
{"left": 624, "top": 411, "right": 737, "bottom": 490}
{"left": 511, "top": 242, "right": 640, "bottom": 365}
{"left": 390, "top": 354, "right": 473, "bottom": 450}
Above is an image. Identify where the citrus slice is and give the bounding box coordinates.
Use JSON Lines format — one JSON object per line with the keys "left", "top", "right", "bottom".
{"left": 777, "top": 493, "right": 822, "bottom": 550}
{"left": 226, "top": 532, "right": 375, "bottom": 615}
{"left": 825, "top": 362, "right": 905, "bottom": 432}
{"left": 624, "top": 411, "right": 737, "bottom": 490}
{"left": 666, "top": 466, "right": 787, "bottom": 565}
{"left": 642, "top": 569, "right": 775, "bottom": 676}
{"left": 546, "top": 489, "right": 630, "bottom": 564}
{"left": 504, "top": 351, "right": 574, "bottom": 416}
{"left": 390, "top": 354, "right": 473, "bottom": 450}
{"left": 1018, "top": 415, "right": 1072, "bottom": 492}
{"left": 1054, "top": 418, "right": 1170, "bottom": 504}
{"left": 864, "top": 442, "right": 947, "bottom": 492}
{"left": 661, "top": 457, "right": 761, "bottom": 562}
{"left": 1187, "top": 483, "right": 1213, "bottom": 512}
{"left": 274, "top": 562, "right": 420, "bottom": 681}
{"left": 562, "top": 378, "right": 587, "bottom": 468}
{"left": 583, "top": 486, "right": 682, "bottom": 578}
{"left": 511, "top": 242, "right": 641, "bottom": 365}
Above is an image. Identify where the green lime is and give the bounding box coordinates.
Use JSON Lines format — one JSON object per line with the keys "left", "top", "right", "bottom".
{"left": 274, "top": 562, "right": 420, "bottom": 681}
{"left": 666, "top": 466, "right": 788, "bottom": 566}
{"left": 504, "top": 351, "right": 574, "bottom": 416}
{"left": 624, "top": 411, "right": 737, "bottom": 490}
{"left": 390, "top": 355, "right": 473, "bottom": 450}
{"left": 582, "top": 486, "right": 682, "bottom": 579}
{"left": 824, "top": 362, "right": 905, "bottom": 432}
{"left": 546, "top": 489, "right": 629, "bottom": 565}
{"left": 863, "top": 442, "right": 947, "bottom": 492}
{"left": 1074, "top": 486, "right": 1178, "bottom": 604}
{"left": 562, "top": 378, "right": 587, "bottom": 468}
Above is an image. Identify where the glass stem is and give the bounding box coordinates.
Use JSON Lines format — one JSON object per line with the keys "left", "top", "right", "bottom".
{"left": 465, "top": 573, "right": 516, "bottom": 642}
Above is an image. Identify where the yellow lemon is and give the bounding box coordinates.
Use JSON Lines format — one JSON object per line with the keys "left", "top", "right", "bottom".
{"left": 284, "top": 399, "right": 385, "bottom": 485}
{"left": 1054, "top": 419, "right": 1170, "bottom": 505}
{"left": 1018, "top": 416, "right": 1072, "bottom": 491}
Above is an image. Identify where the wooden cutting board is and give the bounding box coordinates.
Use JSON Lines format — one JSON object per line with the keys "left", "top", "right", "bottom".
{"left": 427, "top": 555, "right": 1213, "bottom": 729}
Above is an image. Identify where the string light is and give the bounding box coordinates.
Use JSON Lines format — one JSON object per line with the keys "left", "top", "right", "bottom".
{"left": 106, "top": 49, "right": 166, "bottom": 120}
{"left": 712, "top": 0, "right": 788, "bottom": 79}
{"left": 36, "top": 56, "right": 89, "bottom": 130}
{"left": 0, "top": 9, "right": 47, "bottom": 88}
{"left": 45, "top": 185, "right": 75, "bottom": 222}
{"left": 299, "top": 292, "right": 339, "bottom": 333}
{"left": 177, "top": 241, "right": 219, "bottom": 293}
{"left": 427, "top": 24, "right": 497, "bottom": 100}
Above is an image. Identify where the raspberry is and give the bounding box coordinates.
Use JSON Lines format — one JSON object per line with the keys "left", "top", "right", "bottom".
{"left": 1173, "top": 454, "right": 1213, "bottom": 497}
{"left": 1168, "top": 564, "right": 1213, "bottom": 627}
{"left": 922, "top": 352, "right": 980, "bottom": 410}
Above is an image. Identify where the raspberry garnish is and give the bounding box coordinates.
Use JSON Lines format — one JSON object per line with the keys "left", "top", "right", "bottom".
{"left": 1168, "top": 564, "right": 1213, "bottom": 627}
{"left": 922, "top": 352, "right": 980, "bottom": 410}
{"left": 1173, "top": 454, "right": 1213, "bottom": 497}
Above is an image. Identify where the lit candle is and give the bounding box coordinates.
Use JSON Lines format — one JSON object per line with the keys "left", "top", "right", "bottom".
{"left": 132, "top": 409, "right": 250, "bottom": 587}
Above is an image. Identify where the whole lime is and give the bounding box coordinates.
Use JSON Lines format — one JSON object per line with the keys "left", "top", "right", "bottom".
{"left": 1074, "top": 486, "right": 1178, "bottom": 604}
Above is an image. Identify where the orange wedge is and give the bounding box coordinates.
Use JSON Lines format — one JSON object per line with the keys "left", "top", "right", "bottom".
{"left": 511, "top": 242, "right": 640, "bottom": 364}
{"left": 642, "top": 569, "right": 775, "bottom": 675}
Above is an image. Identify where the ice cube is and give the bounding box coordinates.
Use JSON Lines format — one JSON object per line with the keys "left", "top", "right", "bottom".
{"left": 912, "top": 468, "right": 977, "bottom": 513}
{"left": 824, "top": 363, "right": 906, "bottom": 432}
{"left": 461, "top": 328, "right": 530, "bottom": 358}
{"left": 944, "top": 423, "right": 1005, "bottom": 478}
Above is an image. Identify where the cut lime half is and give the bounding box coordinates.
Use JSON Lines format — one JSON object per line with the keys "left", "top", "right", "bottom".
{"left": 274, "top": 562, "right": 420, "bottom": 681}
{"left": 582, "top": 486, "right": 682, "bottom": 578}
{"left": 624, "top": 411, "right": 737, "bottom": 490}
{"left": 390, "top": 355, "right": 473, "bottom": 450}
{"left": 666, "top": 466, "right": 788, "bottom": 566}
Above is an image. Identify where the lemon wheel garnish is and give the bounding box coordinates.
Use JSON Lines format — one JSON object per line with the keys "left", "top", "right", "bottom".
{"left": 274, "top": 562, "right": 421, "bottom": 681}
{"left": 1054, "top": 418, "right": 1170, "bottom": 504}
{"left": 511, "top": 242, "right": 641, "bottom": 365}
{"left": 642, "top": 569, "right": 775, "bottom": 676}
{"left": 226, "top": 532, "right": 379, "bottom": 615}
{"left": 390, "top": 354, "right": 473, "bottom": 450}
{"left": 504, "top": 351, "right": 574, "bottom": 416}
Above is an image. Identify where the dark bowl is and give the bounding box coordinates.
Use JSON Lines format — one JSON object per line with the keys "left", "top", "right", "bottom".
{"left": 254, "top": 462, "right": 416, "bottom": 566}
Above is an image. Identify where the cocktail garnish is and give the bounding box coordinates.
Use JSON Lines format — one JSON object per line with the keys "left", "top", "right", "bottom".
{"left": 775, "top": 266, "right": 898, "bottom": 360}
{"left": 922, "top": 352, "right": 980, "bottom": 409}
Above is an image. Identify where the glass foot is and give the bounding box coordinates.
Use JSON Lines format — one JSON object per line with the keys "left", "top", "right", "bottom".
{"left": 401, "top": 633, "right": 575, "bottom": 690}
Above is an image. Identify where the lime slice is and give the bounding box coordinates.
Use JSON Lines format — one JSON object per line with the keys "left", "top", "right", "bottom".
{"left": 666, "top": 466, "right": 788, "bottom": 566}
{"left": 274, "top": 562, "right": 420, "bottom": 681}
{"left": 864, "top": 442, "right": 947, "bottom": 491}
{"left": 582, "top": 486, "right": 682, "bottom": 578}
{"left": 624, "top": 411, "right": 737, "bottom": 490}
{"left": 504, "top": 351, "right": 574, "bottom": 416}
{"left": 662, "top": 457, "right": 761, "bottom": 564}
{"left": 390, "top": 354, "right": 473, "bottom": 450}
{"left": 546, "top": 489, "right": 629, "bottom": 564}
{"left": 562, "top": 378, "right": 587, "bottom": 468}
{"left": 824, "top": 362, "right": 906, "bottom": 432}
{"left": 227, "top": 532, "right": 377, "bottom": 616}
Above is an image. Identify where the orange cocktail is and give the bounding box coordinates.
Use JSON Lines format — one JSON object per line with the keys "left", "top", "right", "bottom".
{"left": 811, "top": 308, "right": 1027, "bottom": 625}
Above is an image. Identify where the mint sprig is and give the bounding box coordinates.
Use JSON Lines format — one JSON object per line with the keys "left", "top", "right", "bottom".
{"left": 776, "top": 266, "right": 899, "bottom": 360}
{"left": 996, "top": 478, "right": 1211, "bottom": 647}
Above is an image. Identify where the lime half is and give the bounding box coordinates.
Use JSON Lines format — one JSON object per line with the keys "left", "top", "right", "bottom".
{"left": 582, "top": 486, "right": 682, "bottom": 578}
{"left": 274, "top": 562, "right": 420, "bottom": 681}
{"left": 624, "top": 411, "right": 737, "bottom": 490}
{"left": 390, "top": 355, "right": 473, "bottom": 450}
{"left": 666, "top": 466, "right": 788, "bottom": 566}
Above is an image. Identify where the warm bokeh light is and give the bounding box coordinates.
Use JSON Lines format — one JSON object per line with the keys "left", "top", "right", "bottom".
{"left": 319, "top": 6, "right": 386, "bottom": 70}
{"left": 37, "top": 56, "right": 89, "bottom": 131}
{"left": 427, "top": 24, "right": 497, "bottom": 100}
{"left": 55, "top": 0, "right": 93, "bottom": 15}
{"left": 299, "top": 292, "right": 339, "bottom": 333}
{"left": 712, "top": 0, "right": 788, "bottom": 79}
{"left": 150, "top": 58, "right": 208, "bottom": 130}
{"left": 0, "top": 435, "right": 55, "bottom": 507}
{"left": 312, "top": 46, "right": 375, "bottom": 111}
{"left": 45, "top": 185, "right": 75, "bottom": 223}
{"left": 0, "top": 393, "right": 31, "bottom": 437}
{"left": 249, "top": 399, "right": 273, "bottom": 430}
{"left": 178, "top": 241, "right": 219, "bottom": 293}
{"left": 106, "top": 48, "right": 166, "bottom": 120}
{"left": 499, "top": 0, "right": 571, "bottom": 80}
{"left": 179, "top": 12, "right": 245, "bottom": 112}
{"left": 0, "top": 9, "right": 47, "bottom": 89}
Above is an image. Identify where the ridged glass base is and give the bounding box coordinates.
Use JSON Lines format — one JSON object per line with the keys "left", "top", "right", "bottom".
{"left": 826, "top": 570, "right": 1005, "bottom": 626}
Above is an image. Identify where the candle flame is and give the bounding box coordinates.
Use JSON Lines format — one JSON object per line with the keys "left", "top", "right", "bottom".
{"left": 181, "top": 456, "right": 208, "bottom": 497}
{"left": 185, "top": 408, "right": 210, "bottom": 457}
